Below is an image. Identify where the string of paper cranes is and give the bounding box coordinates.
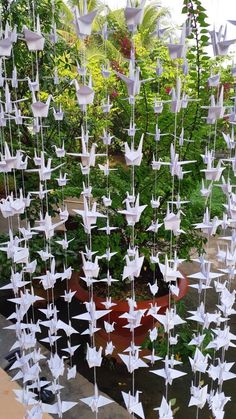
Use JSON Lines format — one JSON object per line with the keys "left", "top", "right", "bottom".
{"left": 0, "top": 0, "right": 236, "bottom": 418}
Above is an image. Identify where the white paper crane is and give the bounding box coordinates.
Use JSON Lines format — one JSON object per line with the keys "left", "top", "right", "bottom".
{"left": 188, "top": 384, "right": 208, "bottom": 409}
{"left": 209, "top": 24, "right": 236, "bottom": 56}
{"left": 153, "top": 307, "right": 185, "bottom": 333}
{"left": 154, "top": 396, "right": 173, "bottom": 419}
{"left": 122, "top": 248, "right": 144, "bottom": 280}
{"left": 0, "top": 268, "right": 29, "bottom": 294}
{"left": 167, "top": 22, "right": 187, "bottom": 59}
{"left": 115, "top": 61, "right": 153, "bottom": 97}
{"left": 208, "top": 72, "right": 220, "bottom": 87}
{"left": 80, "top": 383, "right": 113, "bottom": 413}
{"left": 119, "top": 349, "right": 148, "bottom": 373}
{"left": 158, "top": 255, "right": 184, "bottom": 283}
{"left": 8, "top": 290, "right": 44, "bottom": 317}
{"left": 72, "top": 77, "right": 94, "bottom": 108}
{"left": 100, "top": 129, "right": 114, "bottom": 145}
{"left": 31, "top": 92, "right": 52, "bottom": 118}
{"left": 23, "top": 15, "right": 45, "bottom": 51}
{"left": 0, "top": 23, "right": 16, "bottom": 57}
{"left": 202, "top": 87, "right": 225, "bottom": 123}
{"left": 151, "top": 356, "right": 186, "bottom": 385}
{"left": 206, "top": 326, "right": 236, "bottom": 351}
{"left": 55, "top": 233, "right": 74, "bottom": 250}
{"left": 38, "top": 394, "right": 77, "bottom": 417}
{"left": 189, "top": 348, "right": 210, "bottom": 373}
{"left": 73, "top": 3, "right": 97, "bottom": 38}
{"left": 73, "top": 196, "right": 106, "bottom": 233}
{"left": 86, "top": 344, "right": 103, "bottom": 368}
{"left": 34, "top": 258, "right": 62, "bottom": 290}
{"left": 73, "top": 299, "right": 111, "bottom": 327}
{"left": 32, "top": 212, "right": 66, "bottom": 239}
{"left": 122, "top": 390, "right": 145, "bottom": 419}
{"left": 124, "top": 135, "right": 143, "bottom": 166}
{"left": 208, "top": 359, "right": 236, "bottom": 384}
{"left": 47, "top": 353, "right": 65, "bottom": 379}
{"left": 124, "top": 0, "right": 145, "bottom": 32}
{"left": 62, "top": 342, "right": 80, "bottom": 358}
{"left": 208, "top": 390, "right": 231, "bottom": 419}
{"left": 119, "top": 193, "right": 147, "bottom": 226}
{"left": 68, "top": 136, "right": 105, "bottom": 167}
{"left": 143, "top": 348, "right": 162, "bottom": 365}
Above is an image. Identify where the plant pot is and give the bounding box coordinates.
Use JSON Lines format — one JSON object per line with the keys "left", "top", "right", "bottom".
{"left": 70, "top": 271, "right": 189, "bottom": 351}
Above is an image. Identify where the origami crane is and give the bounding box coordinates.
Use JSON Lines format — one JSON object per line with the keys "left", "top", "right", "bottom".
{"left": 154, "top": 396, "right": 173, "bottom": 419}
{"left": 86, "top": 344, "right": 103, "bottom": 368}
{"left": 102, "top": 193, "right": 112, "bottom": 207}
{"left": 53, "top": 104, "right": 64, "bottom": 121}
{"left": 167, "top": 22, "right": 187, "bottom": 59}
{"left": 72, "top": 76, "right": 95, "bottom": 108}
{"left": 31, "top": 92, "right": 52, "bottom": 118}
{"left": 105, "top": 341, "right": 115, "bottom": 356}
{"left": 23, "top": 15, "right": 45, "bottom": 51}
{"left": 202, "top": 87, "right": 225, "bottom": 123}
{"left": 158, "top": 255, "right": 184, "bottom": 283}
{"left": 143, "top": 348, "right": 162, "bottom": 365}
{"left": 124, "top": 0, "right": 146, "bottom": 33}
{"left": 80, "top": 383, "right": 113, "bottom": 413}
{"left": 188, "top": 384, "right": 208, "bottom": 409}
{"left": 153, "top": 307, "right": 185, "bottom": 333}
{"left": 119, "top": 193, "right": 147, "bottom": 226}
{"left": 8, "top": 289, "right": 43, "bottom": 317}
{"left": 100, "top": 129, "right": 114, "bottom": 145}
{"left": 115, "top": 60, "right": 153, "bottom": 97}
{"left": 0, "top": 21, "right": 17, "bottom": 56}
{"left": 62, "top": 342, "right": 80, "bottom": 357}
{"left": 73, "top": 196, "right": 106, "bottom": 233}
{"left": 194, "top": 207, "right": 222, "bottom": 236}
{"left": 147, "top": 280, "right": 159, "bottom": 296}
{"left": 68, "top": 135, "right": 105, "bottom": 167}
{"left": 151, "top": 355, "right": 186, "bottom": 385}
{"left": 208, "top": 72, "right": 220, "bottom": 87}
{"left": 206, "top": 326, "right": 236, "bottom": 351}
{"left": 189, "top": 348, "right": 210, "bottom": 373}
{"left": 27, "top": 151, "right": 64, "bottom": 181}
{"left": 122, "top": 390, "right": 145, "bottom": 419}
{"left": 32, "top": 212, "right": 66, "bottom": 239}
{"left": 73, "top": 298, "right": 111, "bottom": 329}
{"left": 124, "top": 135, "right": 143, "bottom": 166}
{"left": 208, "top": 390, "right": 231, "bottom": 419}
{"left": 73, "top": 3, "right": 97, "bottom": 38}
{"left": 55, "top": 233, "right": 74, "bottom": 250}
{"left": 47, "top": 353, "right": 65, "bottom": 379}
{"left": 119, "top": 349, "right": 148, "bottom": 373}
{"left": 122, "top": 248, "right": 144, "bottom": 280}
{"left": 0, "top": 268, "right": 29, "bottom": 294}
{"left": 39, "top": 394, "right": 77, "bottom": 417}
{"left": 119, "top": 298, "right": 146, "bottom": 331}
{"left": 209, "top": 24, "right": 236, "bottom": 56}
{"left": 208, "top": 359, "right": 236, "bottom": 384}
{"left": 101, "top": 95, "right": 112, "bottom": 113}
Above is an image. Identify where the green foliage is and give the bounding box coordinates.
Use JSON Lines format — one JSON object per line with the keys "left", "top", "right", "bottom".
{"left": 0, "top": 234, "right": 13, "bottom": 285}
{"left": 142, "top": 300, "right": 214, "bottom": 363}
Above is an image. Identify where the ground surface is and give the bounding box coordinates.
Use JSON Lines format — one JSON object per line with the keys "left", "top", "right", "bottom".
{"left": 0, "top": 216, "right": 236, "bottom": 418}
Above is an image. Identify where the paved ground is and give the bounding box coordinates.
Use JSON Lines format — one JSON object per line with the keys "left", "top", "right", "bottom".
{"left": 182, "top": 235, "right": 236, "bottom": 312}
{"left": 0, "top": 315, "right": 129, "bottom": 419}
